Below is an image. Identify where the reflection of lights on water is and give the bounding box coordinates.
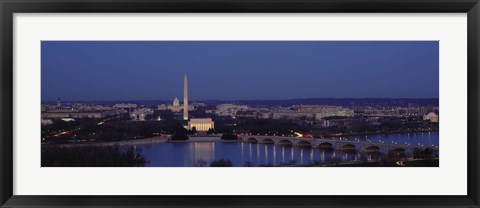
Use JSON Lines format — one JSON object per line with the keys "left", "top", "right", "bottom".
{"left": 300, "top": 148, "right": 304, "bottom": 164}
{"left": 428, "top": 132, "right": 431, "bottom": 144}
{"left": 190, "top": 142, "right": 215, "bottom": 165}
{"left": 291, "top": 146, "right": 294, "bottom": 161}
{"left": 241, "top": 142, "right": 244, "bottom": 162}
{"left": 249, "top": 143, "right": 252, "bottom": 162}
{"left": 257, "top": 144, "right": 260, "bottom": 162}
{"left": 238, "top": 135, "right": 435, "bottom": 165}
{"left": 310, "top": 148, "right": 314, "bottom": 162}
{"left": 264, "top": 145, "right": 268, "bottom": 163}
{"left": 273, "top": 145, "right": 276, "bottom": 165}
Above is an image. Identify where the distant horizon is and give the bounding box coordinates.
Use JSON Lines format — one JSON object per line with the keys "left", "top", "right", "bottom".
{"left": 42, "top": 97, "right": 439, "bottom": 103}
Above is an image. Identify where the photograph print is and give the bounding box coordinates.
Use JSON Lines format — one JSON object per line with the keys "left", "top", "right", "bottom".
{"left": 41, "top": 41, "right": 439, "bottom": 167}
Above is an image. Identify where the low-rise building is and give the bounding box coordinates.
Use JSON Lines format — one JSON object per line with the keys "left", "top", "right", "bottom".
{"left": 272, "top": 105, "right": 354, "bottom": 120}
{"left": 235, "top": 111, "right": 258, "bottom": 119}
{"left": 113, "top": 103, "right": 138, "bottom": 109}
{"left": 215, "top": 104, "right": 249, "bottom": 117}
{"left": 130, "top": 108, "right": 154, "bottom": 121}
{"left": 42, "top": 110, "right": 107, "bottom": 119}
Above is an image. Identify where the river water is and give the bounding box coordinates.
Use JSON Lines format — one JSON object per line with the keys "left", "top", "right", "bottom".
{"left": 137, "top": 131, "right": 439, "bottom": 167}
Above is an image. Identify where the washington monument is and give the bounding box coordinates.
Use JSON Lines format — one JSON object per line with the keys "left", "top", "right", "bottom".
{"left": 183, "top": 74, "right": 188, "bottom": 120}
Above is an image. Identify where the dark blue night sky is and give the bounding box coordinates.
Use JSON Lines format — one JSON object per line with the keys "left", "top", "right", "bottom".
{"left": 41, "top": 41, "right": 439, "bottom": 101}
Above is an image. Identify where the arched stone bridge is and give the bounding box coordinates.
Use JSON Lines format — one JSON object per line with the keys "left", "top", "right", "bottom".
{"left": 239, "top": 135, "right": 438, "bottom": 154}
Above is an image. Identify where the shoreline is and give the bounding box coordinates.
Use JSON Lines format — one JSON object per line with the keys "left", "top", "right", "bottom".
{"left": 42, "top": 136, "right": 168, "bottom": 148}
{"left": 42, "top": 130, "right": 438, "bottom": 148}
{"left": 42, "top": 135, "right": 240, "bottom": 147}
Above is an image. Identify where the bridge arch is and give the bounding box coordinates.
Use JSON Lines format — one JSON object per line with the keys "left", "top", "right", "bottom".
{"left": 246, "top": 137, "right": 258, "bottom": 143}
{"left": 297, "top": 140, "right": 312, "bottom": 148}
{"left": 340, "top": 144, "right": 356, "bottom": 153}
{"left": 318, "top": 142, "right": 333, "bottom": 150}
{"left": 364, "top": 146, "right": 380, "bottom": 153}
{"left": 261, "top": 138, "right": 274, "bottom": 144}
{"left": 278, "top": 139, "right": 293, "bottom": 146}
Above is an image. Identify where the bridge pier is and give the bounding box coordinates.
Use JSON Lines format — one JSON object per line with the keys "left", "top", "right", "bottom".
{"left": 239, "top": 136, "right": 437, "bottom": 156}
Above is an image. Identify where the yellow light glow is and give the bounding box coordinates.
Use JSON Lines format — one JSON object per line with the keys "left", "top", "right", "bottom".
{"left": 294, "top": 132, "right": 303, "bottom": 138}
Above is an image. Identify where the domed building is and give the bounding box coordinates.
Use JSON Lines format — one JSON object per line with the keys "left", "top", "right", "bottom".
{"left": 172, "top": 97, "right": 180, "bottom": 107}
{"left": 423, "top": 112, "right": 439, "bottom": 123}
{"left": 157, "top": 97, "right": 193, "bottom": 112}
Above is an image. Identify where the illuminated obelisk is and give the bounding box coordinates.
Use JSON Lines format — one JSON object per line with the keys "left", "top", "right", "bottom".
{"left": 183, "top": 74, "right": 189, "bottom": 120}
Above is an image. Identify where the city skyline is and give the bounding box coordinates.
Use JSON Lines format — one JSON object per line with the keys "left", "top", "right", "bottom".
{"left": 41, "top": 41, "right": 439, "bottom": 101}
{"left": 42, "top": 97, "right": 440, "bottom": 103}
{"left": 41, "top": 41, "right": 440, "bottom": 167}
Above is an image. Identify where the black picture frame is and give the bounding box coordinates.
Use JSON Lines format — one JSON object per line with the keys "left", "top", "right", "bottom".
{"left": 1, "top": 0, "right": 479, "bottom": 207}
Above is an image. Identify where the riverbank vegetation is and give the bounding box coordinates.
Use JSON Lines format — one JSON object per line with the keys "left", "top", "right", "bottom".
{"left": 41, "top": 145, "right": 146, "bottom": 167}
{"left": 171, "top": 133, "right": 189, "bottom": 140}
{"left": 194, "top": 159, "right": 233, "bottom": 167}
{"left": 221, "top": 133, "right": 238, "bottom": 140}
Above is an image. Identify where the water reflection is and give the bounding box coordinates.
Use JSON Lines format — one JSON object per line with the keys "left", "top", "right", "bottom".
{"left": 273, "top": 145, "right": 276, "bottom": 165}
{"left": 186, "top": 142, "right": 215, "bottom": 166}
{"left": 138, "top": 131, "right": 439, "bottom": 167}
{"left": 257, "top": 144, "right": 260, "bottom": 162}
{"left": 264, "top": 145, "right": 268, "bottom": 164}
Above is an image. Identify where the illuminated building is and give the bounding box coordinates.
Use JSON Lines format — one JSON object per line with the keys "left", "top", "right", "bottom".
{"left": 423, "top": 112, "right": 439, "bottom": 122}
{"left": 173, "top": 97, "right": 180, "bottom": 107}
{"left": 41, "top": 119, "right": 53, "bottom": 125}
{"left": 130, "top": 108, "right": 154, "bottom": 121}
{"left": 215, "top": 104, "right": 249, "bottom": 117}
{"left": 272, "top": 105, "right": 354, "bottom": 120}
{"left": 113, "top": 103, "right": 137, "bottom": 109}
{"left": 166, "top": 97, "right": 183, "bottom": 112}
{"left": 42, "top": 110, "right": 109, "bottom": 119}
{"left": 156, "top": 79, "right": 194, "bottom": 112}
{"left": 188, "top": 118, "right": 215, "bottom": 131}
{"left": 157, "top": 104, "right": 167, "bottom": 110}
